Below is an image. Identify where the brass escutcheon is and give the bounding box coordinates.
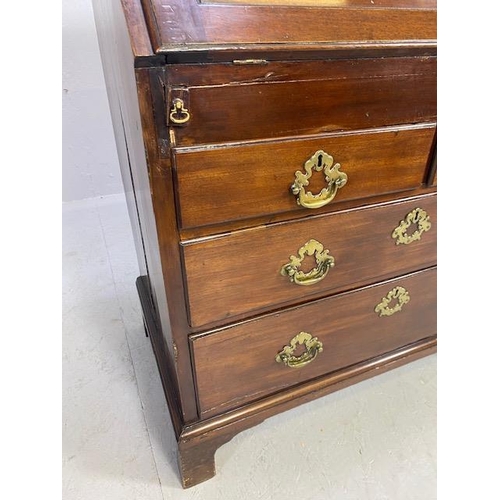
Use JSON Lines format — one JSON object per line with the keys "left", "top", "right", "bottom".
{"left": 375, "top": 286, "right": 410, "bottom": 317}
{"left": 276, "top": 331, "right": 323, "bottom": 368}
{"left": 280, "top": 239, "right": 335, "bottom": 286}
{"left": 291, "top": 150, "right": 348, "bottom": 209}
{"left": 392, "top": 208, "right": 431, "bottom": 245}
{"left": 169, "top": 98, "right": 190, "bottom": 124}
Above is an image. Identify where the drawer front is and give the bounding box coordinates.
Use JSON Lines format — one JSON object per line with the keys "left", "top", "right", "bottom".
{"left": 191, "top": 267, "right": 437, "bottom": 418}
{"left": 182, "top": 193, "right": 436, "bottom": 327}
{"left": 170, "top": 57, "right": 436, "bottom": 146}
{"left": 174, "top": 125, "right": 435, "bottom": 229}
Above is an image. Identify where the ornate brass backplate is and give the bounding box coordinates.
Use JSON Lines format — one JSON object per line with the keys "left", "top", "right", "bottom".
{"left": 392, "top": 208, "right": 431, "bottom": 245}
{"left": 291, "top": 150, "right": 348, "bottom": 209}
{"left": 374, "top": 286, "right": 410, "bottom": 317}
{"left": 280, "top": 239, "right": 335, "bottom": 286}
{"left": 275, "top": 331, "right": 323, "bottom": 368}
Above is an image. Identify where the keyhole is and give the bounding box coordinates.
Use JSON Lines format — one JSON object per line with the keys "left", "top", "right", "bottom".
{"left": 386, "top": 297, "right": 398, "bottom": 309}
{"left": 301, "top": 254, "right": 317, "bottom": 272}
{"left": 317, "top": 154, "right": 323, "bottom": 168}
{"left": 293, "top": 342, "right": 307, "bottom": 357}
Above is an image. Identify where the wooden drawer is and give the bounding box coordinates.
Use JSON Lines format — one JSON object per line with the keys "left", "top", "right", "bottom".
{"left": 173, "top": 124, "right": 435, "bottom": 229}
{"left": 169, "top": 57, "right": 436, "bottom": 146}
{"left": 191, "top": 267, "right": 436, "bottom": 418}
{"left": 182, "top": 193, "right": 436, "bottom": 327}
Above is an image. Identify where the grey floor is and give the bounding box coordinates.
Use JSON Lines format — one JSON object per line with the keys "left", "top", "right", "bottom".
{"left": 62, "top": 194, "right": 437, "bottom": 500}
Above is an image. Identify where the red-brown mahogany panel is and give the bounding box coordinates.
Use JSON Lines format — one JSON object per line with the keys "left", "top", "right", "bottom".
{"left": 170, "top": 57, "right": 436, "bottom": 146}
{"left": 181, "top": 193, "right": 436, "bottom": 327}
{"left": 145, "top": 0, "right": 436, "bottom": 51}
{"left": 200, "top": 0, "right": 435, "bottom": 6}
{"left": 191, "top": 267, "right": 436, "bottom": 417}
{"left": 173, "top": 124, "right": 435, "bottom": 229}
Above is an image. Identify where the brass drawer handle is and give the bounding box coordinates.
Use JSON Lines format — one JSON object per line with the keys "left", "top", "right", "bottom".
{"left": 291, "top": 150, "right": 348, "bottom": 209}
{"left": 276, "top": 332, "right": 323, "bottom": 368}
{"left": 280, "top": 239, "right": 335, "bottom": 286}
{"left": 169, "top": 98, "right": 190, "bottom": 124}
{"left": 375, "top": 286, "right": 410, "bottom": 317}
{"left": 392, "top": 208, "right": 431, "bottom": 245}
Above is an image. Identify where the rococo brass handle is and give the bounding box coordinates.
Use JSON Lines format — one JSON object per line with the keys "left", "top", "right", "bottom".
{"left": 392, "top": 208, "right": 431, "bottom": 245}
{"left": 291, "top": 150, "right": 348, "bottom": 209}
{"left": 280, "top": 239, "right": 335, "bottom": 286}
{"left": 374, "top": 286, "right": 410, "bottom": 317}
{"left": 169, "top": 98, "right": 190, "bottom": 124}
{"left": 276, "top": 332, "right": 323, "bottom": 368}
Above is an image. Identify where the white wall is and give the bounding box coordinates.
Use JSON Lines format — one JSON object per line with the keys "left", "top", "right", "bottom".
{"left": 62, "top": 0, "right": 123, "bottom": 202}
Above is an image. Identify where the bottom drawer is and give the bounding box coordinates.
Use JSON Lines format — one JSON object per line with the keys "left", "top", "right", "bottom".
{"left": 191, "top": 267, "right": 436, "bottom": 418}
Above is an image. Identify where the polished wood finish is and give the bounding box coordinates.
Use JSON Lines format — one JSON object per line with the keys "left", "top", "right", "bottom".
{"left": 139, "top": 273, "right": 436, "bottom": 487}
{"left": 179, "top": 185, "right": 436, "bottom": 241}
{"left": 94, "top": 0, "right": 437, "bottom": 489}
{"left": 174, "top": 124, "right": 436, "bottom": 229}
{"left": 143, "top": 0, "right": 436, "bottom": 57}
{"left": 178, "top": 338, "right": 437, "bottom": 488}
{"left": 192, "top": 267, "right": 436, "bottom": 417}
{"left": 93, "top": 0, "right": 199, "bottom": 422}
{"left": 169, "top": 57, "right": 436, "bottom": 146}
{"left": 138, "top": 276, "right": 184, "bottom": 436}
{"left": 182, "top": 193, "right": 436, "bottom": 327}
{"left": 135, "top": 69, "right": 200, "bottom": 421}
{"left": 201, "top": 0, "right": 435, "bottom": 5}
{"left": 427, "top": 132, "right": 437, "bottom": 186}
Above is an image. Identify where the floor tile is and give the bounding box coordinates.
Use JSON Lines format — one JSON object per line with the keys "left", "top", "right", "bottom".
{"left": 62, "top": 197, "right": 162, "bottom": 500}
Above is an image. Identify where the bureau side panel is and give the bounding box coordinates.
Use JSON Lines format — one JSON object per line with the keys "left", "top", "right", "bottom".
{"left": 93, "top": 0, "right": 148, "bottom": 275}
{"left": 93, "top": 0, "right": 198, "bottom": 423}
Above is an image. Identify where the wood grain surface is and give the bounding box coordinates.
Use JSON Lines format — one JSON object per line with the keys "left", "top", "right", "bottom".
{"left": 182, "top": 193, "right": 436, "bottom": 327}
{"left": 191, "top": 267, "right": 436, "bottom": 417}
{"left": 93, "top": 0, "right": 200, "bottom": 422}
{"left": 173, "top": 124, "right": 436, "bottom": 229}
{"left": 95, "top": 0, "right": 437, "bottom": 488}
{"left": 142, "top": 0, "right": 436, "bottom": 54}
{"left": 200, "top": 0, "right": 435, "bottom": 6}
{"left": 169, "top": 57, "right": 436, "bottom": 146}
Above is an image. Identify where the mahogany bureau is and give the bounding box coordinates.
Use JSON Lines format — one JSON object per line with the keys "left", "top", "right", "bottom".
{"left": 94, "top": 0, "right": 437, "bottom": 488}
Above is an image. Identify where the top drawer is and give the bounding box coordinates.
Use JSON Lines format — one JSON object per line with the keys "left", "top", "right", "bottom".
{"left": 173, "top": 124, "right": 435, "bottom": 230}
{"left": 168, "top": 57, "right": 437, "bottom": 146}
